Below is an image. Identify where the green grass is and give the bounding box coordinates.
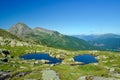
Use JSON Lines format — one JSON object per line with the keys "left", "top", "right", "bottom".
{"left": 0, "top": 45, "right": 120, "bottom": 80}
{"left": 51, "top": 64, "right": 109, "bottom": 80}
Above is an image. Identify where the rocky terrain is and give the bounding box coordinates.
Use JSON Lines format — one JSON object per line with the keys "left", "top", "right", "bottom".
{"left": 8, "top": 22, "right": 92, "bottom": 50}
{"left": 0, "top": 45, "right": 120, "bottom": 80}
{"left": 0, "top": 23, "right": 120, "bottom": 80}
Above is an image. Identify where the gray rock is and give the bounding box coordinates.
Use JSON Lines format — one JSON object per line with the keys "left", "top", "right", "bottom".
{"left": 41, "top": 68, "right": 60, "bottom": 80}
{"left": 109, "top": 68, "right": 115, "bottom": 73}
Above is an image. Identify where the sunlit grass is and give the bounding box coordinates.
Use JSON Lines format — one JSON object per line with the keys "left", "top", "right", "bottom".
{"left": 0, "top": 45, "right": 120, "bottom": 80}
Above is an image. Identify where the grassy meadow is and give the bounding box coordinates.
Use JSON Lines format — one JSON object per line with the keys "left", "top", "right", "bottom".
{"left": 0, "top": 45, "right": 120, "bottom": 80}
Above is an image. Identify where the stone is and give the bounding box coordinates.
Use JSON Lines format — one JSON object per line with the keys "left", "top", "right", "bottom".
{"left": 41, "top": 68, "right": 60, "bottom": 80}
{"left": 1, "top": 58, "right": 8, "bottom": 62}
{"left": 109, "top": 68, "right": 115, "bottom": 73}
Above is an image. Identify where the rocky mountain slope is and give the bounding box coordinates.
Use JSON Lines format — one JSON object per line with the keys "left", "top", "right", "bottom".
{"left": 0, "top": 28, "right": 33, "bottom": 47}
{"left": 8, "top": 22, "right": 33, "bottom": 37}
{"left": 8, "top": 22, "right": 92, "bottom": 50}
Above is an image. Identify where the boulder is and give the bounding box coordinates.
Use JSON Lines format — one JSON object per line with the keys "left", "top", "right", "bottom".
{"left": 1, "top": 58, "right": 8, "bottom": 62}
{"left": 41, "top": 68, "right": 60, "bottom": 80}
{"left": 109, "top": 68, "right": 115, "bottom": 73}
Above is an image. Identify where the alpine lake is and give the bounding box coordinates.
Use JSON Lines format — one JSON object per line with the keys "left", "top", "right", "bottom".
{"left": 20, "top": 53, "right": 98, "bottom": 64}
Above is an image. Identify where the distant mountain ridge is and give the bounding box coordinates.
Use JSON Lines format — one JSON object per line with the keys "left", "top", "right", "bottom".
{"left": 8, "top": 22, "right": 92, "bottom": 50}
{"left": 73, "top": 34, "right": 120, "bottom": 51}
{"left": 73, "top": 35, "right": 97, "bottom": 41}
{"left": 73, "top": 33, "right": 120, "bottom": 41}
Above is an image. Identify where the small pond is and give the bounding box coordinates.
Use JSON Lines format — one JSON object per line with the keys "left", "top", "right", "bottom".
{"left": 74, "top": 54, "right": 98, "bottom": 64}
{"left": 20, "top": 53, "right": 62, "bottom": 64}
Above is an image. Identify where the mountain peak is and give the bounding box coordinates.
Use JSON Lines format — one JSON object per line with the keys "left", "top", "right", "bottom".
{"left": 13, "top": 22, "right": 31, "bottom": 29}
{"left": 8, "top": 22, "right": 32, "bottom": 37}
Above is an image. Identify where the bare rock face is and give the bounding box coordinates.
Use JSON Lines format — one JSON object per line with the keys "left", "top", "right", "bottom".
{"left": 8, "top": 22, "right": 32, "bottom": 37}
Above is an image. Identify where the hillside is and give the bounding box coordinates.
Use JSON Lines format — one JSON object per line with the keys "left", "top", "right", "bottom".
{"left": 0, "top": 28, "right": 20, "bottom": 40}
{"left": 0, "top": 28, "right": 34, "bottom": 47}
{"left": 8, "top": 23, "right": 92, "bottom": 50}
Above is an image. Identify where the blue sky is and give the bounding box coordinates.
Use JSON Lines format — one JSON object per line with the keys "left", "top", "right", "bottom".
{"left": 0, "top": 0, "right": 120, "bottom": 35}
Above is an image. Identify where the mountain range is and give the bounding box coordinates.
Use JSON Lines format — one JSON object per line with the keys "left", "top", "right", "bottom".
{"left": 7, "top": 22, "right": 92, "bottom": 50}
{"left": 73, "top": 34, "right": 120, "bottom": 51}
{"left": 1, "top": 22, "right": 119, "bottom": 51}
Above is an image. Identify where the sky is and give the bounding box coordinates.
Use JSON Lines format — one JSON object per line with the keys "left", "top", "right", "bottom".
{"left": 0, "top": 0, "right": 120, "bottom": 35}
